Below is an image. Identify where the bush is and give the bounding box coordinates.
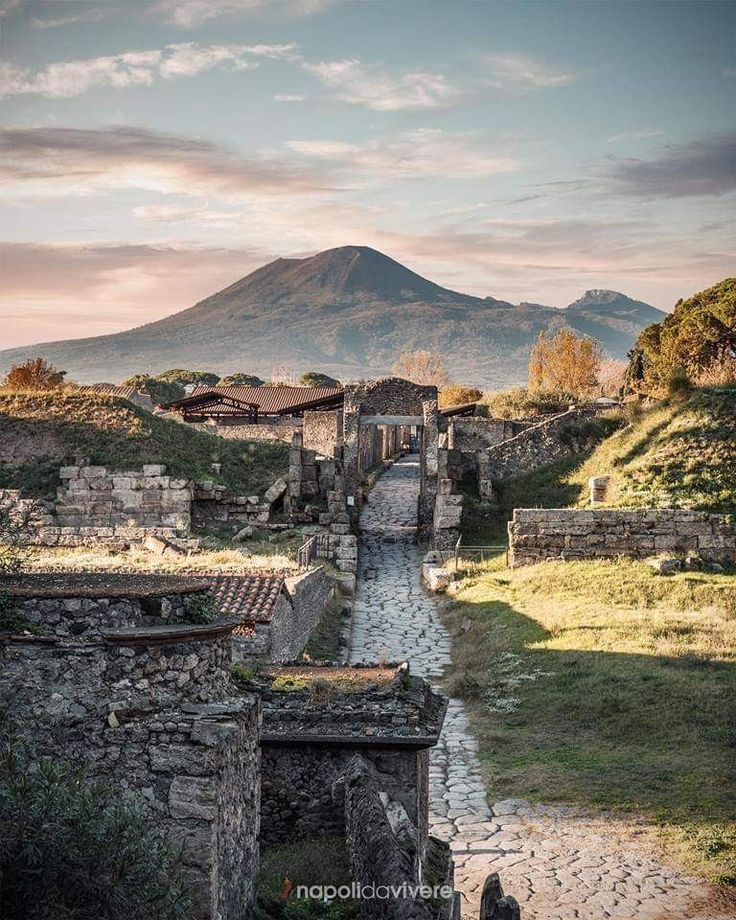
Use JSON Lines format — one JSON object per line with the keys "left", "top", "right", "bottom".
{"left": 480, "top": 387, "right": 576, "bottom": 419}
{"left": 0, "top": 731, "right": 190, "bottom": 920}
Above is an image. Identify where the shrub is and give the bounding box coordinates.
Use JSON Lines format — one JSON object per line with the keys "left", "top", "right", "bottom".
{"left": 184, "top": 592, "right": 217, "bottom": 625}
{"left": 480, "top": 387, "right": 576, "bottom": 419}
{"left": 0, "top": 730, "right": 190, "bottom": 920}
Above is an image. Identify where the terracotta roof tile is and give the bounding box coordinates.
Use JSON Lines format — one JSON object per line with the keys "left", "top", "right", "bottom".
{"left": 191, "top": 385, "right": 343, "bottom": 416}
{"left": 208, "top": 574, "right": 287, "bottom": 635}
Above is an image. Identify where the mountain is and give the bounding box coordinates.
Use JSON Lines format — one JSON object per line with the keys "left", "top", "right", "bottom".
{"left": 0, "top": 246, "right": 666, "bottom": 387}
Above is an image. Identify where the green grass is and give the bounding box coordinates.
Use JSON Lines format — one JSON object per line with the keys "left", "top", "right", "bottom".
{"left": 303, "top": 592, "right": 347, "bottom": 662}
{"left": 0, "top": 391, "right": 288, "bottom": 498}
{"left": 258, "top": 838, "right": 358, "bottom": 919}
{"left": 570, "top": 387, "right": 736, "bottom": 514}
{"left": 459, "top": 451, "right": 592, "bottom": 545}
{"left": 441, "top": 557, "right": 736, "bottom": 885}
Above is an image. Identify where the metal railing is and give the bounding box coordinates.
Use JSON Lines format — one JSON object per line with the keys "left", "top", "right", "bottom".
{"left": 296, "top": 533, "right": 332, "bottom": 571}
{"left": 454, "top": 535, "right": 508, "bottom": 571}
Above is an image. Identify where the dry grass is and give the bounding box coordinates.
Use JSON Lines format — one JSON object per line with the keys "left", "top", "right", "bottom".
{"left": 25, "top": 544, "right": 299, "bottom": 575}
{"left": 441, "top": 556, "right": 736, "bottom": 885}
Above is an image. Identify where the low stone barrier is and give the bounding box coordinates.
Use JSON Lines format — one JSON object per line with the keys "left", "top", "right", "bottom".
{"left": 508, "top": 507, "right": 736, "bottom": 567}
{"left": 0, "top": 573, "right": 259, "bottom": 919}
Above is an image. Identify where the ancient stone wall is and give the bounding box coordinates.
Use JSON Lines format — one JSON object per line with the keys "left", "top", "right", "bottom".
{"left": 56, "top": 463, "right": 191, "bottom": 530}
{"left": 508, "top": 508, "right": 736, "bottom": 567}
{"left": 0, "top": 461, "right": 196, "bottom": 548}
{"left": 187, "top": 420, "right": 301, "bottom": 443}
{"left": 481, "top": 408, "right": 597, "bottom": 482}
{"left": 0, "top": 576, "right": 260, "bottom": 919}
{"left": 232, "top": 568, "right": 333, "bottom": 665}
{"left": 257, "top": 667, "right": 445, "bottom": 846}
{"left": 303, "top": 409, "right": 343, "bottom": 458}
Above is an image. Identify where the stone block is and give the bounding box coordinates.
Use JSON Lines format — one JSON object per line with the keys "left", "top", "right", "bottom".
{"left": 264, "top": 478, "right": 288, "bottom": 504}
{"left": 59, "top": 466, "right": 80, "bottom": 479}
{"left": 169, "top": 775, "right": 217, "bottom": 820}
{"left": 80, "top": 466, "right": 107, "bottom": 479}
{"left": 143, "top": 464, "right": 166, "bottom": 476}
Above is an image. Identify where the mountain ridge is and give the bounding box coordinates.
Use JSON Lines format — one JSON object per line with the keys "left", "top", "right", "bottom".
{"left": 0, "top": 245, "right": 666, "bottom": 386}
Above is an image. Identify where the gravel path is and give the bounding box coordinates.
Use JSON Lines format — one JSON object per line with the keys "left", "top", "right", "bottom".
{"left": 347, "top": 455, "right": 734, "bottom": 920}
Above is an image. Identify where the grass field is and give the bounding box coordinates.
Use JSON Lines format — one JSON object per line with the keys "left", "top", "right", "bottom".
{"left": 0, "top": 391, "right": 289, "bottom": 498}
{"left": 441, "top": 556, "right": 736, "bottom": 885}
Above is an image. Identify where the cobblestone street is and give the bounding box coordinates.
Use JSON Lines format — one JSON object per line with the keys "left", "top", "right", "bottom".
{"left": 348, "top": 455, "right": 733, "bottom": 920}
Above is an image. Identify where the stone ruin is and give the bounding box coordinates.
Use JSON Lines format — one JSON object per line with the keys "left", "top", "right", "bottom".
{"left": 0, "top": 574, "right": 462, "bottom": 920}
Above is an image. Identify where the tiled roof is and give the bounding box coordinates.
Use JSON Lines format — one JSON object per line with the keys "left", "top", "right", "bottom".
{"left": 208, "top": 574, "right": 287, "bottom": 634}
{"left": 190, "top": 385, "right": 343, "bottom": 416}
{"left": 86, "top": 384, "right": 141, "bottom": 400}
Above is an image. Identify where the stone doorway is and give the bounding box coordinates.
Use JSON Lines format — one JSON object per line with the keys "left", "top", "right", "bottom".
{"left": 342, "top": 377, "right": 440, "bottom": 536}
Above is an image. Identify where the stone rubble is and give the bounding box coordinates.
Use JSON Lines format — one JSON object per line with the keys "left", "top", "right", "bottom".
{"left": 348, "top": 454, "right": 734, "bottom": 920}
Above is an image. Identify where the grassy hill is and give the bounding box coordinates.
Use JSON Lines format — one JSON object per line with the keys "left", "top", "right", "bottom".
{"left": 570, "top": 387, "right": 736, "bottom": 514}
{"left": 461, "top": 386, "right": 736, "bottom": 544}
{"left": 0, "top": 391, "right": 289, "bottom": 499}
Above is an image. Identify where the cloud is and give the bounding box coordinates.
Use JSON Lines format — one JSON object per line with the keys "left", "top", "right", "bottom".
{"left": 0, "top": 125, "right": 325, "bottom": 200}
{"left": 606, "top": 130, "right": 663, "bottom": 145}
{"left": 482, "top": 53, "right": 576, "bottom": 91}
{"left": 0, "top": 42, "right": 295, "bottom": 98}
{"left": 302, "top": 58, "right": 460, "bottom": 110}
{"left": 274, "top": 94, "right": 307, "bottom": 103}
{"left": 723, "top": 67, "right": 736, "bottom": 78}
{"left": 133, "top": 203, "right": 242, "bottom": 228}
{"left": 288, "top": 129, "right": 518, "bottom": 179}
{"left": 607, "top": 133, "right": 736, "bottom": 198}
{"left": 0, "top": 241, "right": 269, "bottom": 348}
{"left": 153, "top": 0, "right": 336, "bottom": 27}
{"left": 31, "top": 8, "right": 108, "bottom": 29}
{"left": 0, "top": 0, "right": 20, "bottom": 18}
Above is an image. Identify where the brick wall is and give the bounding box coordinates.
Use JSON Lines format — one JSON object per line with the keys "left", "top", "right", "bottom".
{"left": 509, "top": 508, "right": 736, "bottom": 567}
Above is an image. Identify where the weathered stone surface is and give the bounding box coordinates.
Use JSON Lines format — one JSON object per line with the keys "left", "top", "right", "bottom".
{"left": 264, "top": 478, "right": 288, "bottom": 504}
{"left": 509, "top": 508, "right": 736, "bottom": 567}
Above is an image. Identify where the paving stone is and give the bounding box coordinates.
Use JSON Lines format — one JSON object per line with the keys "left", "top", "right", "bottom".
{"left": 345, "top": 454, "right": 732, "bottom": 920}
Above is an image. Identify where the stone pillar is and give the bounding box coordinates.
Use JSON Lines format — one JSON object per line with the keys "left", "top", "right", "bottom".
{"left": 589, "top": 475, "right": 611, "bottom": 504}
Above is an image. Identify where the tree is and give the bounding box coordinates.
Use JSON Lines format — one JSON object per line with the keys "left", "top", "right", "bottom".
{"left": 3, "top": 358, "right": 65, "bottom": 391}
{"left": 299, "top": 371, "right": 341, "bottom": 388}
{"left": 121, "top": 375, "right": 184, "bottom": 405}
{"left": 627, "top": 278, "right": 736, "bottom": 395}
{"left": 219, "top": 373, "right": 265, "bottom": 387}
{"left": 528, "top": 329, "right": 602, "bottom": 396}
{"left": 438, "top": 384, "right": 482, "bottom": 408}
{"left": 156, "top": 369, "right": 220, "bottom": 387}
{"left": 392, "top": 350, "right": 450, "bottom": 387}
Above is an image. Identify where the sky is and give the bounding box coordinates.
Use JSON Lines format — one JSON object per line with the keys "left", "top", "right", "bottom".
{"left": 1, "top": 0, "right": 735, "bottom": 349}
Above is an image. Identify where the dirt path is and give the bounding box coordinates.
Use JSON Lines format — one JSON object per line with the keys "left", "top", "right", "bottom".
{"left": 347, "top": 455, "right": 733, "bottom": 920}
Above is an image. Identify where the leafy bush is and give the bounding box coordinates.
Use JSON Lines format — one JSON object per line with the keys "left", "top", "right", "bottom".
{"left": 0, "top": 732, "right": 190, "bottom": 920}
{"left": 156, "top": 369, "right": 220, "bottom": 388}
{"left": 299, "top": 372, "right": 341, "bottom": 388}
{"left": 121, "top": 375, "right": 184, "bottom": 405}
{"left": 184, "top": 592, "right": 217, "bottom": 625}
{"left": 220, "top": 373, "right": 265, "bottom": 387}
{"left": 480, "top": 386, "right": 576, "bottom": 419}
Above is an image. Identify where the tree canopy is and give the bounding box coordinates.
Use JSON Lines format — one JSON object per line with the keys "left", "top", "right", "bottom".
{"left": 299, "top": 371, "right": 341, "bottom": 388}
{"left": 528, "top": 328, "right": 602, "bottom": 396}
{"left": 392, "top": 350, "right": 450, "bottom": 387}
{"left": 156, "top": 369, "right": 220, "bottom": 387}
{"left": 438, "top": 384, "right": 482, "bottom": 408}
{"left": 627, "top": 278, "right": 736, "bottom": 394}
{"left": 121, "top": 374, "right": 184, "bottom": 405}
{"left": 219, "top": 373, "right": 265, "bottom": 387}
{"left": 2, "top": 358, "right": 66, "bottom": 391}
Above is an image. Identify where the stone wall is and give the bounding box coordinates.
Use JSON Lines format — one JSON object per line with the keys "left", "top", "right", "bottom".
{"left": 508, "top": 508, "right": 736, "bottom": 567}
{"left": 481, "top": 408, "right": 597, "bottom": 483}
{"left": 56, "top": 463, "right": 191, "bottom": 530}
{"left": 0, "top": 575, "right": 260, "bottom": 919}
{"left": 188, "top": 420, "right": 301, "bottom": 443}
{"left": 303, "top": 409, "right": 343, "bottom": 458}
{"left": 0, "top": 461, "right": 196, "bottom": 548}
{"left": 232, "top": 568, "right": 333, "bottom": 665}
{"left": 257, "top": 666, "right": 446, "bottom": 847}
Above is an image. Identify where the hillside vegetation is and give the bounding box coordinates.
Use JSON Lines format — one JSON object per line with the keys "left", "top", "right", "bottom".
{"left": 0, "top": 392, "right": 288, "bottom": 498}
{"left": 442, "top": 557, "right": 736, "bottom": 886}
{"left": 570, "top": 387, "right": 736, "bottom": 514}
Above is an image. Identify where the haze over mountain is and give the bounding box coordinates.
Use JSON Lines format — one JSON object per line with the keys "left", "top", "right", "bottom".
{"left": 0, "top": 246, "right": 666, "bottom": 387}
